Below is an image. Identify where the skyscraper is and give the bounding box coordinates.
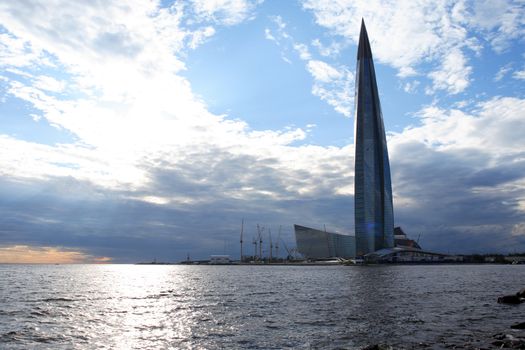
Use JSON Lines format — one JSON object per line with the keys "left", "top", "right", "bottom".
{"left": 354, "top": 20, "right": 394, "bottom": 256}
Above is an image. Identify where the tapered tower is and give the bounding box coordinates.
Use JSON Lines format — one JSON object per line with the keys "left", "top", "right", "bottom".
{"left": 354, "top": 20, "right": 394, "bottom": 256}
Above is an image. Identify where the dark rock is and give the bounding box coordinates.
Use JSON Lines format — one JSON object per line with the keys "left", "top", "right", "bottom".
{"left": 493, "top": 333, "right": 507, "bottom": 340}
{"left": 511, "top": 322, "right": 525, "bottom": 330}
{"left": 492, "top": 340, "right": 505, "bottom": 347}
{"left": 491, "top": 333, "right": 525, "bottom": 349}
{"left": 498, "top": 294, "right": 524, "bottom": 304}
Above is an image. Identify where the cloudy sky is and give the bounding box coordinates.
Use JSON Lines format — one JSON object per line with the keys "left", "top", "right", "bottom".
{"left": 0, "top": 0, "right": 524, "bottom": 263}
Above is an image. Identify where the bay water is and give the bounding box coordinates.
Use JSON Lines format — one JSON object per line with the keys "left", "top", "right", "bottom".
{"left": 1, "top": 264, "right": 524, "bottom": 349}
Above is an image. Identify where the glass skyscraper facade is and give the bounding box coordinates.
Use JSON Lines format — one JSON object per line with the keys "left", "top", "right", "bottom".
{"left": 354, "top": 20, "right": 394, "bottom": 256}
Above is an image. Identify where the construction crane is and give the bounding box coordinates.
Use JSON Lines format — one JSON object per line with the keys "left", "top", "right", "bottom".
{"left": 257, "top": 224, "right": 264, "bottom": 261}
{"left": 239, "top": 218, "right": 244, "bottom": 263}
{"left": 268, "top": 229, "right": 273, "bottom": 263}
{"left": 280, "top": 237, "right": 294, "bottom": 261}
{"left": 275, "top": 225, "right": 281, "bottom": 261}
{"left": 252, "top": 236, "right": 257, "bottom": 261}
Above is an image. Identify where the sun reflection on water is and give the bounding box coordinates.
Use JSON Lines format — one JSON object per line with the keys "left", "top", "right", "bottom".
{"left": 85, "top": 265, "right": 202, "bottom": 349}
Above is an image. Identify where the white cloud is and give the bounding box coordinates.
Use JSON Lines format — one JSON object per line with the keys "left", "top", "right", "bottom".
{"left": 263, "top": 16, "right": 295, "bottom": 63}
{"left": 30, "top": 113, "right": 42, "bottom": 122}
{"left": 427, "top": 48, "right": 472, "bottom": 94}
{"left": 302, "top": 0, "right": 525, "bottom": 94}
{"left": 307, "top": 61, "right": 354, "bottom": 117}
{"left": 468, "top": 0, "right": 525, "bottom": 52}
{"left": 188, "top": 26, "right": 216, "bottom": 49}
{"left": 281, "top": 56, "right": 292, "bottom": 64}
{"left": 33, "top": 75, "right": 66, "bottom": 93}
{"left": 307, "top": 60, "right": 341, "bottom": 83}
{"left": 513, "top": 70, "right": 525, "bottom": 80}
{"left": 0, "top": 1, "right": 359, "bottom": 204}
{"left": 263, "top": 16, "right": 354, "bottom": 117}
{"left": 311, "top": 38, "right": 343, "bottom": 57}
{"left": 391, "top": 97, "right": 525, "bottom": 155}
{"left": 191, "top": 0, "right": 260, "bottom": 26}
{"left": 303, "top": 0, "right": 448, "bottom": 74}
{"left": 293, "top": 43, "right": 311, "bottom": 60}
{"left": 0, "top": 32, "right": 50, "bottom": 68}
{"left": 271, "top": 15, "right": 288, "bottom": 34}
{"left": 266, "top": 15, "right": 291, "bottom": 41}
{"left": 494, "top": 63, "right": 513, "bottom": 81}
{"left": 0, "top": 1, "right": 192, "bottom": 103}
{"left": 403, "top": 80, "right": 420, "bottom": 93}
{"left": 398, "top": 66, "right": 417, "bottom": 78}
{"left": 453, "top": 100, "right": 471, "bottom": 109}
{"left": 264, "top": 28, "right": 276, "bottom": 41}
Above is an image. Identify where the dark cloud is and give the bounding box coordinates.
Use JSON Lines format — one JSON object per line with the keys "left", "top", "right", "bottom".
{"left": 465, "top": 162, "right": 525, "bottom": 187}
{"left": 0, "top": 169, "right": 354, "bottom": 262}
{"left": 2, "top": 133, "right": 525, "bottom": 262}
{"left": 391, "top": 140, "right": 525, "bottom": 253}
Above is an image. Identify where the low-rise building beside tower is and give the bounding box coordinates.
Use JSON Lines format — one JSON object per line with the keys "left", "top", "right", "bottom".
{"left": 293, "top": 225, "right": 355, "bottom": 260}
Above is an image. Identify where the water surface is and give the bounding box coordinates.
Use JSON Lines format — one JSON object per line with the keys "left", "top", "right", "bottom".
{"left": 0, "top": 264, "right": 524, "bottom": 349}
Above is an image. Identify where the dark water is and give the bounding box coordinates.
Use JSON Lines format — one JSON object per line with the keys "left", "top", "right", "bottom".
{"left": 0, "top": 264, "right": 524, "bottom": 349}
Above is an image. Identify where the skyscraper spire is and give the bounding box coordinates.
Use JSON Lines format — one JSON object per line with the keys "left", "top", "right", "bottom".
{"left": 357, "top": 19, "right": 372, "bottom": 59}
{"left": 354, "top": 19, "right": 394, "bottom": 256}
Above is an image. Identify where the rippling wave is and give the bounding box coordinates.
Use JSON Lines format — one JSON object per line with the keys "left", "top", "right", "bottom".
{"left": 0, "top": 264, "right": 524, "bottom": 349}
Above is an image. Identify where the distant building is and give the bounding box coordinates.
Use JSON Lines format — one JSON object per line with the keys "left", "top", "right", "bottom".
{"left": 504, "top": 256, "right": 525, "bottom": 264}
{"left": 484, "top": 256, "right": 497, "bottom": 263}
{"left": 209, "top": 255, "right": 230, "bottom": 264}
{"left": 294, "top": 224, "right": 355, "bottom": 259}
{"left": 394, "top": 227, "right": 421, "bottom": 249}
{"left": 358, "top": 226, "right": 461, "bottom": 262}
{"left": 365, "top": 247, "right": 462, "bottom": 263}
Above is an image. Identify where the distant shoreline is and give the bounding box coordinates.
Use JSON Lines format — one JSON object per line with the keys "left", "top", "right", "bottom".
{"left": 136, "top": 261, "right": 525, "bottom": 266}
